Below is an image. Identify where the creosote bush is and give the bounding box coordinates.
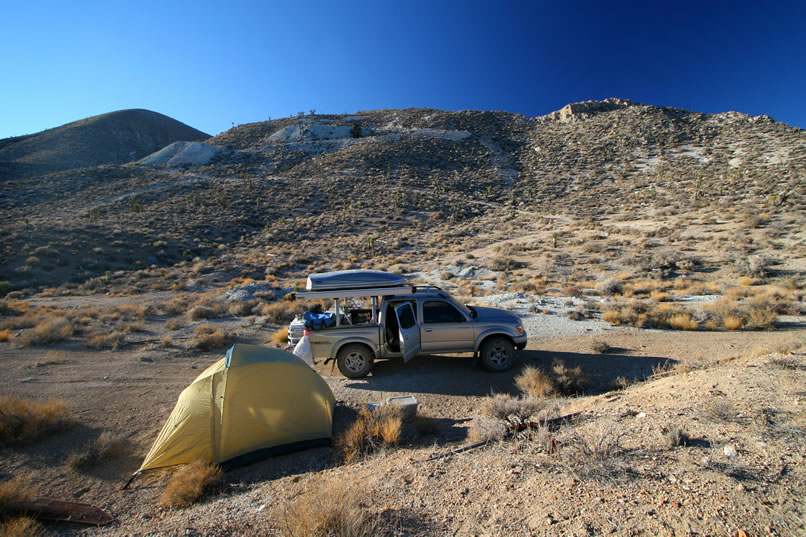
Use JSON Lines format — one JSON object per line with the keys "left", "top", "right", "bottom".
{"left": 337, "top": 406, "right": 402, "bottom": 464}
{"left": 0, "top": 396, "right": 75, "bottom": 445}
{"left": 159, "top": 461, "right": 222, "bottom": 509}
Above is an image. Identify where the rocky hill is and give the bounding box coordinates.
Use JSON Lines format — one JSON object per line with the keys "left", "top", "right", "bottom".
{"left": 0, "top": 99, "right": 804, "bottom": 291}
{"left": 0, "top": 109, "right": 210, "bottom": 177}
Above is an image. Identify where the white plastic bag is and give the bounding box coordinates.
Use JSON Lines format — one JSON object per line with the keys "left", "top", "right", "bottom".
{"left": 292, "top": 335, "right": 314, "bottom": 367}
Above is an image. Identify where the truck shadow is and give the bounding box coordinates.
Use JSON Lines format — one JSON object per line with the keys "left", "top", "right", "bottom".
{"left": 342, "top": 350, "right": 676, "bottom": 396}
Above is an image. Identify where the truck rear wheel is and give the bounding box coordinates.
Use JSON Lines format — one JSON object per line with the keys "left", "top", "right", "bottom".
{"left": 480, "top": 337, "right": 515, "bottom": 372}
{"left": 337, "top": 344, "right": 374, "bottom": 378}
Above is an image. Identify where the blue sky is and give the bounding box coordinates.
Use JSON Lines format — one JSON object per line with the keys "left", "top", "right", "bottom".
{"left": 2, "top": 0, "right": 804, "bottom": 139}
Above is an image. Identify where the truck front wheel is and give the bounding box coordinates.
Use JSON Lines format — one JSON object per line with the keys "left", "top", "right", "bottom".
{"left": 479, "top": 337, "right": 515, "bottom": 372}
{"left": 337, "top": 344, "right": 374, "bottom": 378}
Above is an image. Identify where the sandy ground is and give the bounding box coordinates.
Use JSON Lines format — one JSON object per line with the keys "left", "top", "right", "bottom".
{"left": 2, "top": 287, "right": 805, "bottom": 535}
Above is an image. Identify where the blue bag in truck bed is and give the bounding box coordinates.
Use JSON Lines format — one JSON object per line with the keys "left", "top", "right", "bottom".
{"left": 303, "top": 312, "right": 336, "bottom": 330}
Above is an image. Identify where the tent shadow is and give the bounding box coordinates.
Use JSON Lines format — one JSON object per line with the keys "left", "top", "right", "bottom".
{"left": 342, "top": 350, "right": 676, "bottom": 396}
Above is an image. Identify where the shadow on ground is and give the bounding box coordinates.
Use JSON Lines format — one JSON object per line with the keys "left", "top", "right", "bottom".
{"left": 340, "top": 350, "right": 676, "bottom": 396}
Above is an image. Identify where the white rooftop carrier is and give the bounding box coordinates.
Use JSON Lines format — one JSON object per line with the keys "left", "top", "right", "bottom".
{"left": 288, "top": 270, "right": 415, "bottom": 345}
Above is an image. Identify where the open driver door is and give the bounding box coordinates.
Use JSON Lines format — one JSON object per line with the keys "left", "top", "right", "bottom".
{"left": 394, "top": 303, "right": 421, "bottom": 363}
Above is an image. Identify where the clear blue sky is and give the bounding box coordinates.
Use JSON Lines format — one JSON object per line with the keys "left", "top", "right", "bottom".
{"left": 2, "top": 0, "right": 804, "bottom": 139}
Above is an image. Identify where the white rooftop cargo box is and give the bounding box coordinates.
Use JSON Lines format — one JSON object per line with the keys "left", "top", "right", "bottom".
{"left": 306, "top": 270, "right": 404, "bottom": 291}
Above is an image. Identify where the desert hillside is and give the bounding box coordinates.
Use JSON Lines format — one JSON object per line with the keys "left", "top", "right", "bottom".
{"left": 0, "top": 100, "right": 804, "bottom": 536}
{"left": 0, "top": 109, "right": 210, "bottom": 177}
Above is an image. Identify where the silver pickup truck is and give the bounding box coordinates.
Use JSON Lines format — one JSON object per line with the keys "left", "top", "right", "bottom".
{"left": 290, "top": 270, "right": 527, "bottom": 378}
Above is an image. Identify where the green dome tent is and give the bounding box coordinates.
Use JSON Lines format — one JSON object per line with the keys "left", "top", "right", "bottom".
{"left": 138, "top": 344, "right": 335, "bottom": 473}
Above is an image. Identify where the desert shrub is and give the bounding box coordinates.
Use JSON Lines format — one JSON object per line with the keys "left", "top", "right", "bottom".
{"left": 662, "top": 425, "right": 690, "bottom": 448}
{"left": 187, "top": 302, "right": 226, "bottom": 321}
{"left": 85, "top": 330, "right": 126, "bottom": 349}
{"left": 610, "top": 376, "right": 630, "bottom": 391}
{"left": 0, "top": 396, "right": 74, "bottom": 445}
{"left": 723, "top": 316, "right": 744, "bottom": 330}
{"left": 596, "top": 278, "right": 623, "bottom": 296}
{"left": 468, "top": 416, "right": 508, "bottom": 443}
{"left": 668, "top": 313, "right": 698, "bottom": 330}
{"left": 191, "top": 325, "right": 234, "bottom": 350}
{"left": 481, "top": 393, "right": 545, "bottom": 421}
{"left": 165, "top": 317, "right": 185, "bottom": 331}
{"left": 0, "top": 516, "right": 44, "bottom": 537}
{"left": 159, "top": 461, "right": 222, "bottom": 508}
{"left": 514, "top": 366, "right": 554, "bottom": 398}
{"left": 269, "top": 327, "right": 288, "bottom": 346}
{"left": 0, "top": 330, "right": 10, "bottom": 342}
{"left": 488, "top": 256, "right": 523, "bottom": 271}
{"left": 552, "top": 360, "right": 589, "bottom": 395}
{"left": 272, "top": 476, "right": 378, "bottom": 537}
{"left": 0, "top": 281, "right": 10, "bottom": 297}
{"left": 227, "top": 300, "right": 258, "bottom": 317}
{"left": 564, "top": 424, "right": 631, "bottom": 483}
{"left": 590, "top": 340, "right": 613, "bottom": 354}
{"left": 649, "top": 289, "right": 670, "bottom": 302}
{"left": 260, "top": 301, "right": 305, "bottom": 324}
{"left": 66, "top": 431, "right": 124, "bottom": 471}
{"left": 13, "top": 316, "right": 72, "bottom": 347}
{"left": 160, "top": 297, "right": 191, "bottom": 315}
{"left": 601, "top": 309, "right": 622, "bottom": 324}
{"left": 336, "top": 406, "right": 402, "bottom": 464}
{"left": 0, "top": 474, "right": 34, "bottom": 515}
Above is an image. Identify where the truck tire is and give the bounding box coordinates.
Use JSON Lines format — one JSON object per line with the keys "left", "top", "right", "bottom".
{"left": 479, "top": 337, "right": 515, "bottom": 372}
{"left": 337, "top": 344, "right": 374, "bottom": 378}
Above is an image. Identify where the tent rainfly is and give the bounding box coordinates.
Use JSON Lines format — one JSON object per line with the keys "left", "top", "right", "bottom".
{"left": 138, "top": 344, "right": 335, "bottom": 473}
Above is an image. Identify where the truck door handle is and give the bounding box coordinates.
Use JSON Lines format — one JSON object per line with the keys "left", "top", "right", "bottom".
{"left": 425, "top": 329, "right": 433, "bottom": 333}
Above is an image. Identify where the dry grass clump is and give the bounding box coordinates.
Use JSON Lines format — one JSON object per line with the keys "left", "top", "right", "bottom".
{"left": 514, "top": 366, "right": 554, "bottom": 398}
{"left": 160, "top": 296, "right": 191, "bottom": 315}
{"left": 481, "top": 393, "right": 545, "bottom": 421}
{"left": 191, "top": 325, "right": 234, "bottom": 350}
{"left": 468, "top": 416, "right": 509, "bottom": 443}
{"left": 0, "top": 329, "right": 11, "bottom": 342}
{"left": 0, "top": 476, "right": 43, "bottom": 537}
{"left": 590, "top": 340, "right": 613, "bottom": 354}
{"left": 272, "top": 476, "right": 379, "bottom": 537}
{"left": 0, "top": 516, "right": 45, "bottom": 537}
{"left": 227, "top": 300, "right": 258, "bottom": 317}
{"left": 564, "top": 424, "right": 630, "bottom": 483}
{"left": 552, "top": 360, "right": 589, "bottom": 395}
{"left": 13, "top": 316, "right": 72, "bottom": 347}
{"left": 0, "top": 474, "right": 34, "bottom": 514}
{"left": 66, "top": 431, "right": 124, "bottom": 471}
{"left": 649, "top": 289, "right": 670, "bottom": 302}
{"left": 662, "top": 425, "right": 690, "bottom": 448}
{"left": 0, "top": 396, "right": 74, "bottom": 445}
{"left": 85, "top": 330, "right": 126, "bottom": 349}
{"left": 269, "top": 327, "right": 288, "bottom": 346}
{"left": 337, "top": 406, "right": 402, "bottom": 464}
{"left": 260, "top": 301, "right": 306, "bottom": 324}
{"left": 187, "top": 299, "right": 227, "bottom": 321}
{"left": 668, "top": 313, "right": 698, "bottom": 330}
{"left": 595, "top": 278, "right": 624, "bottom": 296}
{"left": 159, "top": 461, "right": 222, "bottom": 509}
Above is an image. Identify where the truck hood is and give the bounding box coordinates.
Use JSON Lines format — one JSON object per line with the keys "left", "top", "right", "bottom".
{"left": 470, "top": 306, "right": 521, "bottom": 325}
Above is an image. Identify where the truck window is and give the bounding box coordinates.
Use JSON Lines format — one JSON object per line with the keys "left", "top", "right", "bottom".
{"left": 423, "top": 301, "right": 466, "bottom": 323}
{"left": 397, "top": 304, "right": 416, "bottom": 329}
